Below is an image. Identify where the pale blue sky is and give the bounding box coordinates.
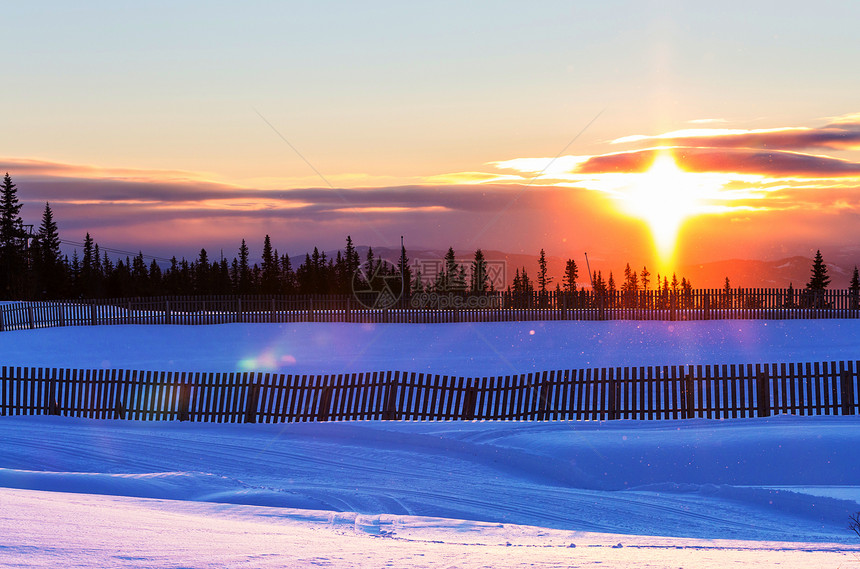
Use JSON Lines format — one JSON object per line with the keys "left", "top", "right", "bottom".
{"left": 6, "top": 1, "right": 858, "bottom": 182}
{"left": 3, "top": 1, "right": 860, "bottom": 268}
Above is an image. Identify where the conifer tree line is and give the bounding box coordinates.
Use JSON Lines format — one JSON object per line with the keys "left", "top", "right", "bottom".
{"left": 0, "top": 172, "right": 856, "bottom": 300}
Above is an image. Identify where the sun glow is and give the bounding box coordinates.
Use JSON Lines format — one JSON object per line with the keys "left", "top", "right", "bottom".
{"left": 616, "top": 150, "right": 719, "bottom": 272}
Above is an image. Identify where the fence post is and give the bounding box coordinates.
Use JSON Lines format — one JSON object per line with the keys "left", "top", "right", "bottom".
{"left": 383, "top": 376, "right": 398, "bottom": 420}
{"left": 756, "top": 370, "right": 771, "bottom": 417}
{"left": 27, "top": 306, "right": 35, "bottom": 329}
{"left": 608, "top": 370, "right": 619, "bottom": 420}
{"left": 840, "top": 367, "right": 855, "bottom": 416}
{"left": 177, "top": 383, "right": 191, "bottom": 422}
{"left": 463, "top": 383, "right": 479, "bottom": 420}
{"left": 113, "top": 372, "right": 126, "bottom": 420}
{"left": 245, "top": 384, "right": 260, "bottom": 423}
{"left": 536, "top": 377, "right": 550, "bottom": 421}
{"left": 346, "top": 297, "right": 352, "bottom": 323}
{"left": 47, "top": 381, "right": 60, "bottom": 416}
{"left": 598, "top": 293, "right": 605, "bottom": 321}
{"left": 683, "top": 374, "right": 695, "bottom": 419}
{"left": 308, "top": 298, "right": 314, "bottom": 323}
{"left": 164, "top": 299, "right": 171, "bottom": 325}
{"left": 236, "top": 297, "right": 242, "bottom": 323}
{"left": 0, "top": 307, "right": 5, "bottom": 332}
{"left": 90, "top": 304, "right": 97, "bottom": 326}
{"left": 703, "top": 292, "right": 710, "bottom": 321}
{"left": 113, "top": 370, "right": 126, "bottom": 420}
{"left": 670, "top": 292, "right": 677, "bottom": 322}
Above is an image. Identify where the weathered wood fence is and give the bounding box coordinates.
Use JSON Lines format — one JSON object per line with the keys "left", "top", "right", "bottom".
{"left": 1, "top": 288, "right": 859, "bottom": 331}
{"left": 2, "top": 361, "right": 857, "bottom": 422}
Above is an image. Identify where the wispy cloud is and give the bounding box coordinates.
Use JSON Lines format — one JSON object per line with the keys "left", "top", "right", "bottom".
{"left": 687, "top": 118, "right": 729, "bottom": 125}
{"left": 8, "top": 158, "right": 594, "bottom": 257}
{"left": 609, "top": 118, "right": 860, "bottom": 151}
{"left": 1, "top": 157, "right": 223, "bottom": 185}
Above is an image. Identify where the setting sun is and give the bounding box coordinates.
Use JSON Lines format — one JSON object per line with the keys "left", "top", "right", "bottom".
{"left": 623, "top": 151, "right": 699, "bottom": 266}
{"left": 614, "top": 150, "right": 728, "bottom": 273}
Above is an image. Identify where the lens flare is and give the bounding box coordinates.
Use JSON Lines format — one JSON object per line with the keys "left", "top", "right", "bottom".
{"left": 237, "top": 347, "right": 297, "bottom": 372}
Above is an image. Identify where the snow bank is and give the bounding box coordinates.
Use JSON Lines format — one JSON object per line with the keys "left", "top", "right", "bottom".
{"left": 6, "top": 487, "right": 857, "bottom": 569}
{"left": 2, "top": 415, "right": 859, "bottom": 543}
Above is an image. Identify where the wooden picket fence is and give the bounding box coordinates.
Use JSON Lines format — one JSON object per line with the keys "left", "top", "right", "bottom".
{"left": 2, "top": 360, "right": 857, "bottom": 422}
{"left": 2, "top": 288, "right": 860, "bottom": 331}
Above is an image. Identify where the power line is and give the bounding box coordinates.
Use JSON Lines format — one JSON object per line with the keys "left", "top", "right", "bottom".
{"left": 58, "top": 239, "right": 174, "bottom": 263}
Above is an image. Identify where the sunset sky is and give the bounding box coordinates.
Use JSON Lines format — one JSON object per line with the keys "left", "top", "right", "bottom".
{"left": 5, "top": 1, "right": 860, "bottom": 276}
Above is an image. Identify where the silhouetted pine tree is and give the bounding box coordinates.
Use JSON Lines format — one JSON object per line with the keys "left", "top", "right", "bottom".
{"left": 470, "top": 249, "right": 489, "bottom": 293}
{"left": 131, "top": 252, "right": 149, "bottom": 295}
{"left": 592, "top": 270, "right": 605, "bottom": 295}
{"left": 80, "top": 234, "right": 99, "bottom": 297}
{"left": 0, "top": 173, "right": 26, "bottom": 298}
{"left": 850, "top": 268, "right": 860, "bottom": 309}
{"left": 399, "top": 240, "right": 412, "bottom": 296}
{"left": 681, "top": 277, "right": 693, "bottom": 308}
{"left": 104, "top": 257, "right": 132, "bottom": 297}
{"left": 806, "top": 250, "right": 830, "bottom": 290}
{"left": 194, "top": 249, "right": 212, "bottom": 294}
{"left": 236, "top": 239, "right": 251, "bottom": 294}
{"left": 280, "top": 253, "right": 296, "bottom": 294}
{"left": 164, "top": 257, "right": 181, "bottom": 294}
{"left": 69, "top": 250, "right": 81, "bottom": 296}
{"left": 214, "top": 256, "right": 231, "bottom": 294}
{"left": 434, "top": 247, "right": 460, "bottom": 292}
{"left": 519, "top": 267, "right": 533, "bottom": 294}
{"left": 537, "top": 249, "right": 552, "bottom": 292}
{"left": 33, "top": 202, "right": 65, "bottom": 297}
{"left": 260, "top": 235, "right": 280, "bottom": 294}
{"left": 449, "top": 251, "right": 466, "bottom": 292}
{"left": 411, "top": 268, "right": 425, "bottom": 294}
{"left": 344, "top": 236, "right": 360, "bottom": 278}
{"left": 562, "top": 259, "right": 578, "bottom": 292}
{"left": 149, "top": 259, "right": 163, "bottom": 292}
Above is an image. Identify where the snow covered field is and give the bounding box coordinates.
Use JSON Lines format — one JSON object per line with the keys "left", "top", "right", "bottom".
{"left": 3, "top": 320, "right": 860, "bottom": 567}
{"left": 4, "top": 319, "right": 860, "bottom": 375}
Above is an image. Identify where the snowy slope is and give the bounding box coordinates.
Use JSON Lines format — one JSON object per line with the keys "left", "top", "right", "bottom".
{"left": 2, "top": 416, "right": 859, "bottom": 542}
